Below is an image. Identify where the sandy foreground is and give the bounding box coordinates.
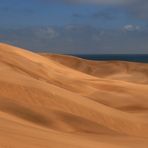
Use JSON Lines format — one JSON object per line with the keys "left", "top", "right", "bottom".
{"left": 0, "top": 43, "right": 148, "bottom": 148}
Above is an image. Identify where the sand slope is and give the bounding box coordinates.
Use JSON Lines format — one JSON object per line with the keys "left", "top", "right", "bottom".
{"left": 43, "top": 54, "right": 148, "bottom": 84}
{"left": 0, "top": 43, "right": 148, "bottom": 147}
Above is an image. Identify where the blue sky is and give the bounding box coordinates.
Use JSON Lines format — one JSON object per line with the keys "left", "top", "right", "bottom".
{"left": 0, "top": 0, "right": 148, "bottom": 53}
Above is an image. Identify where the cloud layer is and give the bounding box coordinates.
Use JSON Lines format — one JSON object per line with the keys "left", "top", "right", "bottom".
{"left": 39, "top": 0, "right": 126, "bottom": 5}
{"left": 39, "top": 0, "right": 148, "bottom": 19}
{"left": 1, "top": 25, "right": 148, "bottom": 54}
{"left": 0, "top": 0, "right": 148, "bottom": 54}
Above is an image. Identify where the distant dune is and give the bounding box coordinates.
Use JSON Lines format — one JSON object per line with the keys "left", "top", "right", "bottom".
{"left": 42, "top": 54, "right": 148, "bottom": 84}
{"left": 0, "top": 43, "right": 148, "bottom": 148}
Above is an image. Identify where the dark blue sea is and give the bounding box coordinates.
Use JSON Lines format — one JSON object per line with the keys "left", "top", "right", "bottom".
{"left": 72, "top": 54, "right": 148, "bottom": 63}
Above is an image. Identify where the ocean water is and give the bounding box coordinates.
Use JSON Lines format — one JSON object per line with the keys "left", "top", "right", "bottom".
{"left": 72, "top": 54, "right": 148, "bottom": 63}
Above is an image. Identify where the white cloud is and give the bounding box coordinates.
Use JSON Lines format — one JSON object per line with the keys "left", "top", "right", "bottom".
{"left": 46, "top": 27, "right": 59, "bottom": 39}
{"left": 35, "top": 27, "right": 59, "bottom": 39}
{"left": 2, "top": 25, "right": 148, "bottom": 53}
{"left": 123, "top": 24, "right": 141, "bottom": 31}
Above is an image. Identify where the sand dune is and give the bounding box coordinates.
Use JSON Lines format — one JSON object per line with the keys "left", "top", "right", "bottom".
{"left": 0, "top": 43, "right": 148, "bottom": 147}
{"left": 42, "top": 54, "right": 148, "bottom": 84}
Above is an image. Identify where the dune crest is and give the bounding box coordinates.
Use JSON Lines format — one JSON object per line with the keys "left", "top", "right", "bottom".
{"left": 0, "top": 43, "right": 148, "bottom": 148}
{"left": 42, "top": 53, "right": 148, "bottom": 84}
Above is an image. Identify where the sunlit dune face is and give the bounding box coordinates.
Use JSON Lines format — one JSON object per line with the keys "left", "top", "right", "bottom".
{"left": 0, "top": 43, "right": 148, "bottom": 148}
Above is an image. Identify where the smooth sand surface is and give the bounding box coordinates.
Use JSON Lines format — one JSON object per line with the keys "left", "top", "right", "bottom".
{"left": 0, "top": 43, "right": 148, "bottom": 147}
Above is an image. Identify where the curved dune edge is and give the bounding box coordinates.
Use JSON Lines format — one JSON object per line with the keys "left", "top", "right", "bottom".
{"left": 41, "top": 53, "right": 148, "bottom": 84}
{"left": 0, "top": 43, "right": 148, "bottom": 147}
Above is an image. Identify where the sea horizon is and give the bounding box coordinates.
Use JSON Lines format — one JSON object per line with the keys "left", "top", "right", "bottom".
{"left": 69, "top": 54, "right": 148, "bottom": 63}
